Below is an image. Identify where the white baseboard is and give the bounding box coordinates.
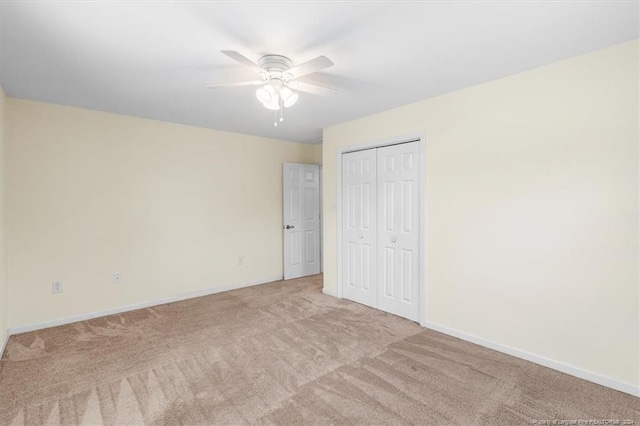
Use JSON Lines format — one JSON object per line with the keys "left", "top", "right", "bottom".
{"left": 322, "top": 287, "right": 338, "bottom": 297}
{"left": 9, "top": 275, "right": 284, "bottom": 336}
{"left": 424, "top": 321, "right": 639, "bottom": 398}
{"left": 0, "top": 330, "right": 9, "bottom": 359}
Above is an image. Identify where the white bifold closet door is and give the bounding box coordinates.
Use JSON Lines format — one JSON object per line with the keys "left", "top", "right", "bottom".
{"left": 342, "top": 141, "right": 420, "bottom": 321}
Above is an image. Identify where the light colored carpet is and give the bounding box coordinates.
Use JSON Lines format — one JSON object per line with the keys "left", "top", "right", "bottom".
{"left": 0, "top": 274, "right": 638, "bottom": 425}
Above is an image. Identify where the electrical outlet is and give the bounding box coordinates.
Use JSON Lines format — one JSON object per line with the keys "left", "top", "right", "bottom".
{"left": 238, "top": 256, "right": 244, "bottom": 266}
{"left": 52, "top": 281, "right": 63, "bottom": 294}
{"left": 112, "top": 273, "right": 122, "bottom": 284}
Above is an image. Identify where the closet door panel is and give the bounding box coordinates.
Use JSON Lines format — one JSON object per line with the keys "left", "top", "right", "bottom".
{"left": 342, "top": 149, "right": 377, "bottom": 308}
{"left": 377, "top": 142, "right": 420, "bottom": 321}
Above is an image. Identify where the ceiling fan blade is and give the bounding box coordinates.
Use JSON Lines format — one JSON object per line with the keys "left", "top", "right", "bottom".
{"left": 288, "top": 81, "right": 337, "bottom": 96}
{"left": 286, "top": 56, "right": 334, "bottom": 79}
{"left": 205, "top": 80, "right": 264, "bottom": 88}
{"left": 220, "top": 50, "right": 263, "bottom": 72}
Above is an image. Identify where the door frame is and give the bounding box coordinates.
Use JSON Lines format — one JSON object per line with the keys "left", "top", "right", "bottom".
{"left": 318, "top": 164, "right": 323, "bottom": 273}
{"left": 336, "top": 132, "right": 427, "bottom": 325}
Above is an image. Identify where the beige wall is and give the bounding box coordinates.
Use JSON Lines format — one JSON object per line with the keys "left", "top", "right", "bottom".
{"left": 5, "top": 99, "right": 318, "bottom": 329}
{"left": 323, "top": 40, "right": 639, "bottom": 388}
{"left": 311, "top": 144, "right": 322, "bottom": 164}
{"left": 0, "top": 86, "right": 6, "bottom": 345}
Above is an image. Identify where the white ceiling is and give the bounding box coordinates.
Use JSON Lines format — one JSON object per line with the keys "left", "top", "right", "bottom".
{"left": 1, "top": 1, "right": 637, "bottom": 144}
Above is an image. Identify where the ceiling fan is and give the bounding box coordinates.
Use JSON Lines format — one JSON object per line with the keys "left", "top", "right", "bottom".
{"left": 206, "top": 51, "right": 336, "bottom": 125}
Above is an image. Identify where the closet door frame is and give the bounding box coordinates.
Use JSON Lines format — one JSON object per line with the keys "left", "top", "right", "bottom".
{"left": 336, "top": 133, "right": 427, "bottom": 325}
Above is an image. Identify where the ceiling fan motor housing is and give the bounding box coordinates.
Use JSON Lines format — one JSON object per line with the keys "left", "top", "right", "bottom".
{"left": 258, "top": 55, "right": 294, "bottom": 82}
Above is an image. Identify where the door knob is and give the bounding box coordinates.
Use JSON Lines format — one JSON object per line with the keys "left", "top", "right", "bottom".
{"left": 391, "top": 237, "right": 397, "bottom": 243}
{"left": 285, "top": 225, "right": 295, "bottom": 229}
{"left": 359, "top": 235, "right": 364, "bottom": 239}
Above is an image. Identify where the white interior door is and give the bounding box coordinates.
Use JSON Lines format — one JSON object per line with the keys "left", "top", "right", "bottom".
{"left": 283, "top": 163, "right": 321, "bottom": 280}
{"left": 340, "top": 141, "right": 421, "bottom": 322}
{"left": 376, "top": 142, "right": 420, "bottom": 321}
{"left": 342, "top": 149, "right": 377, "bottom": 308}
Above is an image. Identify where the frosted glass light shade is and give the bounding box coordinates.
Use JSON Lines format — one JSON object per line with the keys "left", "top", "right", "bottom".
{"left": 263, "top": 95, "right": 281, "bottom": 110}
{"left": 255, "top": 86, "right": 272, "bottom": 104}
{"left": 256, "top": 84, "right": 277, "bottom": 104}
{"left": 280, "top": 87, "right": 299, "bottom": 108}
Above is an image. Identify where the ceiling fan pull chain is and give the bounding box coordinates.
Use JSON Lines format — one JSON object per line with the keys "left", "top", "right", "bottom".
{"left": 280, "top": 97, "right": 284, "bottom": 123}
{"left": 274, "top": 109, "right": 278, "bottom": 127}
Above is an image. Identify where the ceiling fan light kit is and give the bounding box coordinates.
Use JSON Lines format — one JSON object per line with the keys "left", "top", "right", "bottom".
{"left": 208, "top": 51, "right": 336, "bottom": 127}
{"left": 255, "top": 74, "right": 299, "bottom": 112}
